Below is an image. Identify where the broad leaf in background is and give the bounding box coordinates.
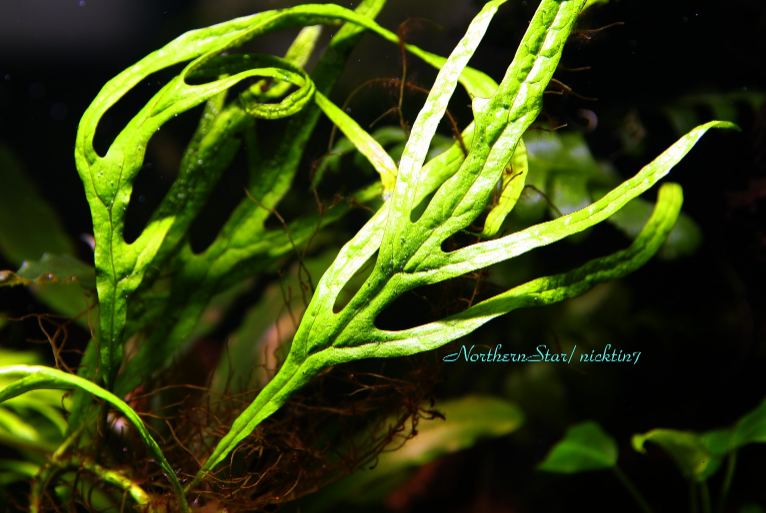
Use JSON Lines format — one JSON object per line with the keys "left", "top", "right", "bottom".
{"left": 662, "top": 90, "right": 765, "bottom": 137}
{"left": 592, "top": 189, "right": 702, "bottom": 260}
{"left": 0, "top": 145, "right": 93, "bottom": 321}
{"left": 538, "top": 421, "right": 617, "bottom": 473}
{"left": 633, "top": 395, "right": 766, "bottom": 482}
{"left": 0, "top": 254, "right": 96, "bottom": 289}
{"left": 0, "top": 145, "right": 74, "bottom": 265}
{"left": 299, "top": 396, "right": 524, "bottom": 513}
{"left": 632, "top": 429, "right": 720, "bottom": 482}
{"left": 521, "top": 131, "right": 703, "bottom": 259}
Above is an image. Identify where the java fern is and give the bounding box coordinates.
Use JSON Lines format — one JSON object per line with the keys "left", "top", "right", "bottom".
{"left": 0, "top": 0, "right": 736, "bottom": 511}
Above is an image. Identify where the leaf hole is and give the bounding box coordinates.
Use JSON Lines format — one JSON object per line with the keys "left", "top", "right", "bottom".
{"left": 92, "top": 62, "right": 188, "bottom": 158}
{"left": 188, "top": 145, "right": 249, "bottom": 254}
{"left": 123, "top": 106, "right": 202, "bottom": 244}
{"left": 332, "top": 250, "right": 378, "bottom": 314}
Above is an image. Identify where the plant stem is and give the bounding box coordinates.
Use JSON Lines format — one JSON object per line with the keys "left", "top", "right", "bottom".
{"left": 717, "top": 450, "right": 737, "bottom": 513}
{"left": 690, "top": 481, "right": 699, "bottom": 513}
{"left": 700, "top": 480, "right": 712, "bottom": 513}
{"left": 612, "top": 466, "right": 655, "bottom": 513}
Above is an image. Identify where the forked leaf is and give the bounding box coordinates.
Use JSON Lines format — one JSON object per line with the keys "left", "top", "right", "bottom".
{"left": 538, "top": 421, "right": 618, "bottom": 473}
{"left": 110, "top": 0, "right": 389, "bottom": 401}
{"left": 196, "top": 0, "right": 739, "bottom": 481}
{"left": 193, "top": 0, "right": 511, "bottom": 483}
{"left": 0, "top": 366, "right": 188, "bottom": 512}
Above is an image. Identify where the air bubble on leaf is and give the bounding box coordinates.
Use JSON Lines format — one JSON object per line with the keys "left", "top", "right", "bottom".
{"left": 177, "top": 193, "right": 185, "bottom": 199}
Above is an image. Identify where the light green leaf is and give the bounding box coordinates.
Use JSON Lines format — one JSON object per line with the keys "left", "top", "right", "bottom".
{"left": 194, "top": 0, "right": 512, "bottom": 482}
{"left": 198, "top": 0, "right": 740, "bottom": 481}
{"left": 583, "top": 0, "right": 610, "bottom": 10}
{"left": 316, "top": 92, "right": 398, "bottom": 196}
{"left": 110, "top": 0, "right": 389, "bottom": 402}
{"left": 481, "top": 139, "right": 528, "bottom": 237}
{"left": 251, "top": 24, "right": 323, "bottom": 100}
{"left": 0, "top": 365, "right": 188, "bottom": 512}
{"left": 538, "top": 421, "right": 618, "bottom": 473}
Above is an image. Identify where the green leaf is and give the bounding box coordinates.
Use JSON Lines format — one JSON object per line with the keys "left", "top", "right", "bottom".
{"left": 729, "top": 395, "right": 766, "bottom": 448}
{"left": 539, "top": 421, "right": 618, "bottom": 473}
{"left": 740, "top": 504, "right": 766, "bottom": 513}
{"left": 0, "top": 460, "right": 39, "bottom": 479}
{"left": 193, "top": 0, "right": 512, "bottom": 482}
{"left": 198, "top": 0, "right": 739, "bottom": 480}
{"left": 0, "top": 144, "right": 75, "bottom": 267}
{"left": 481, "top": 139, "right": 528, "bottom": 237}
{"left": 316, "top": 92, "right": 398, "bottom": 196}
{"left": 593, "top": 190, "right": 703, "bottom": 260}
{"left": 632, "top": 429, "right": 722, "bottom": 481}
{"left": 0, "top": 254, "right": 96, "bottom": 289}
{"left": 663, "top": 91, "right": 765, "bottom": 136}
{"left": 110, "top": 0, "right": 389, "bottom": 402}
{"left": 0, "top": 349, "right": 68, "bottom": 446}
{"left": 250, "top": 25, "right": 323, "bottom": 100}
{"left": 0, "top": 365, "right": 188, "bottom": 512}
{"left": 701, "top": 395, "right": 766, "bottom": 457}
{"left": 302, "top": 396, "right": 524, "bottom": 513}
{"left": 583, "top": 0, "right": 610, "bottom": 10}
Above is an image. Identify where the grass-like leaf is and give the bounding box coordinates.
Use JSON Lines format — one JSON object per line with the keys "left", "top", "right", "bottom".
{"left": 0, "top": 365, "right": 188, "bottom": 512}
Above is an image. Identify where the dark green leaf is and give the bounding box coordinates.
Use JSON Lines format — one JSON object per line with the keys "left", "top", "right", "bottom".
{"left": 632, "top": 429, "right": 722, "bottom": 481}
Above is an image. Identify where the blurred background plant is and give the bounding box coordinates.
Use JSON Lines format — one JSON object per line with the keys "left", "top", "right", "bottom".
{"left": 0, "top": 0, "right": 764, "bottom": 511}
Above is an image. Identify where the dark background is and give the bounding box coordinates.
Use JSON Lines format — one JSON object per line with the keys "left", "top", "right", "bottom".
{"left": 0, "top": 0, "right": 765, "bottom": 511}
